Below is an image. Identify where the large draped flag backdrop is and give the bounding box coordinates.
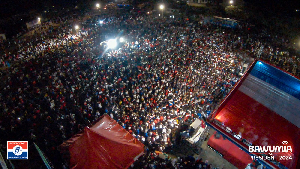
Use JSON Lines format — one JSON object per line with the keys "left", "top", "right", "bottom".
{"left": 207, "top": 60, "right": 300, "bottom": 169}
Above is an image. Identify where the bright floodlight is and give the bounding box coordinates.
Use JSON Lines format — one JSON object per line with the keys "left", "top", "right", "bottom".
{"left": 96, "top": 3, "right": 100, "bottom": 8}
{"left": 99, "top": 20, "right": 104, "bottom": 24}
{"left": 75, "top": 25, "right": 79, "bottom": 30}
{"left": 107, "top": 39, "right": 117, "bottom": 49}
{"left": 159, "top": 4, "right": 165, "bottom": 10}
{"left": 120, "top": 37, "right": 125, "bottom": 43}
{"left": 229, "top": 0, "right": 233, "bottom": 4}
{"left": 38, "top": 17, "right": 41, "bottom": 21}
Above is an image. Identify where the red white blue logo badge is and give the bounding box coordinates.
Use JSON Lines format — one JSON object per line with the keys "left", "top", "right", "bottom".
{"left": 7, "top": 141, "right": 28, "bottom": 159}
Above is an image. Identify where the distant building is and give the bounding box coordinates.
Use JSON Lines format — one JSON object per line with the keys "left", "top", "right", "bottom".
{"left": 190, "top": 0, "right": 209, "bottom": 3}
{"left": 221, "top": 0, "right": 244, "bottom": 7}
{"left": 189, "top": 0, "right": 244, "bottom": 6}
{"left": 26, "top": 19, "right": 41, "bottom": 30}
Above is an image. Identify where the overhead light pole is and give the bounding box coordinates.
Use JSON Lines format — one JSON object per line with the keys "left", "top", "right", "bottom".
{"left": 96, "top": 3, "right": 100, "bottom": 9}
{"left": 74, "top": 25, "right": 79, "bottom": 34}
{"left": 159, "top": 4, "right": 165, "bottom": 18}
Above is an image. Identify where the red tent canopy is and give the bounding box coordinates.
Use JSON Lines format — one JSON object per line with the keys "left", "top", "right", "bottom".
{"left": 66, "top": 114, "right": 144, "bottom": 169}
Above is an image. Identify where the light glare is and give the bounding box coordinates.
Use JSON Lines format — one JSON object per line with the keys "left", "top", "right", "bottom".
{"left": 107, "top": 39, "right": 117, "bottom": 49}
{"left": 159, "top": 4, "right": 165, "bottom": 10}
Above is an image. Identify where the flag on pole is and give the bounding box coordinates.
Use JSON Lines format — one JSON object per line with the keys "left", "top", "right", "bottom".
{"left": 34, "top": 143, "right": 52, "bottom": 169}
{"left": 0, "top": 150, "right": 8, "bottom": 169}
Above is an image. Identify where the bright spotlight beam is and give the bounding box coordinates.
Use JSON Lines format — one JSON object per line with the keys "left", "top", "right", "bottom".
{"left": 159, "top": 4, "right": 164, "bottom": 10}
{"left": 120, "top": 37, "right": 125, "bottom": 43}
{"left": 107, "top": 39, "right": 117, "bottom": 49}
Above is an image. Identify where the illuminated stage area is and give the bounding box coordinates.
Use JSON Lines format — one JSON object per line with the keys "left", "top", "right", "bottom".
{"left": 207, "top": 60, "right": 300, "bottom": 169}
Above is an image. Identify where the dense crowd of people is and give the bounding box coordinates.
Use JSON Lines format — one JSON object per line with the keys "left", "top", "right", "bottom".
{"left": 130, "top": 152, "right": 214, "bottom": 169}
{"left": 0, "top": 5, "right": 299, "bottom": 169}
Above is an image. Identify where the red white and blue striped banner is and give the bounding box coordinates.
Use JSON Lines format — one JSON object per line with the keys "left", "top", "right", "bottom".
{"left": 239, "top": 61, "right": 300, "bottom": 128}
{"left": 208, "top": 60, "right": 300, "bottom": 169}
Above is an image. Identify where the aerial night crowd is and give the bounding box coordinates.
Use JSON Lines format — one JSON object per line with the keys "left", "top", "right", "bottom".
{"left": 0, "top": 6, "right": 298, "bottom": 169}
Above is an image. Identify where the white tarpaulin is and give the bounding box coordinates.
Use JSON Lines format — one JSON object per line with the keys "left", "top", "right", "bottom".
{"left": 187, "top": 126, "right": 206, "bottom": 144}
{"left": 187, "top": 119, "right": 207, "bottom": 144}
{"left": 190, "top": 118, "right": 201, "bottom": 129}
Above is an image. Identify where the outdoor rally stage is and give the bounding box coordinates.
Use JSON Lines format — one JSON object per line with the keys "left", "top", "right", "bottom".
{"left": 206, "top": 60, "right": 300, "bottom": 169}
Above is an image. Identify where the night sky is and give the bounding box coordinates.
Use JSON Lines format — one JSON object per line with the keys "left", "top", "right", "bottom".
{"left": 244, "top": 0, "right": 300, "bottom": 14}
{"left": 1, "top": 0, "right": 300, "bottom": 19}
{"left": 0, "top": 0, "right": 79, "bottom": 19}
{"left": 0, "top": 0, "right": 42, "bottom": 19}
{"left": 0, "top": 0, "right": 300, "bottom": 36}
{"left": 0, "top": 0, "right": 80, "bottom": 36}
